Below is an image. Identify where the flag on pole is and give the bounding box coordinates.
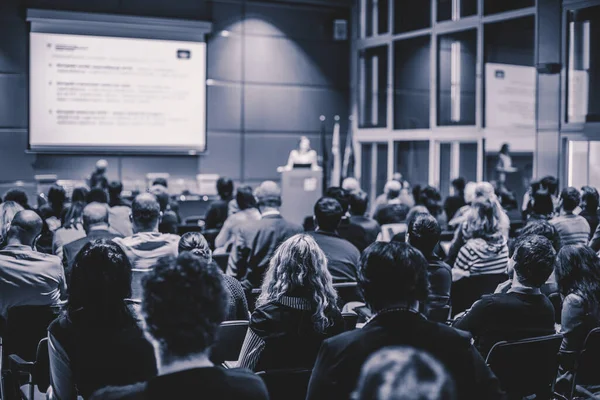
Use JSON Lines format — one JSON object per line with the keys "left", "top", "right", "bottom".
{"left": 330, "top": 115, "right": 341, "bottom": 187}
{"left": 319, "top": 115, "right": 328, "bottom": 193}
{"left": 342, "top": 116, "right": 355, "bottom": 179}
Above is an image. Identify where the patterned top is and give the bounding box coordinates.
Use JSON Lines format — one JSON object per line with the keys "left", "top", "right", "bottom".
{"left": 550, "top": 213, "right": 590, "bottom": 247}
{"left": 454, "top": 236, "right": 509, "bottom": 277}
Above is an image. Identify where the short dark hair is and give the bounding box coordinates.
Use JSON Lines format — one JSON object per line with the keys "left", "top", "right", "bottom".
{"left": 141, "top": 253, "right": 228, "bottom": 359}
{"left": 314, "top": 197, "right": 344, "bottom": 231}
{"left": 236, "top": 185, "right": 257, "bottom": 211}
{"left": 325, "top": 187, "right": 350, "bottom": 214}
{"left": 349, "top": 190, "right": 369, "bottom": 216}
{"left": 178, "top": 232, "right": 211, "bottom": 262}
{"left": 532, "top": 191, "right": 554, "bottom": 216}
{"left": 3, "top": 189, "right": 30, "bottom": 209}
{"left": 512, "top": 235, "right": 556, "bottom": 288}
{"left": 561, "top": 187, "right": 580, "bottom": 212}
{"left": 86, "top": 188, "right": 108, "bottom": 204}
{"left": 132, "top": 193, "right": 161, "bottom": 229}
{"left": 360, "top": 241, "right": 429, "bottom": 312}
{"left": 418, "top": 186, "right": 442, "bottom": 216}
{"left": 452, "top": 178, "right": 466, "bottom": 193}
{"left": 216, "top": 177, "right": 234, "bottom": 199}
{"left": 152, "top": 178, "right": 168, "bottom": 188}
{"left": 408, "top": 214, "right": 441, "bottom": 256}
{"left": 581, "top": 186, "right": 599, "bottom": 213}
{"left": 68, "top": 240, "right": 132, "bottom": 324}
{"left": 540, "top": 176, "right": 558, "bottom": 196}
{"left": 47, "top": 184, "right": 67, "bottom": 215}
{"left": 71, "top": 187, "right": 89, "bottom": 203}
{"left": 108, "top": 181, "right": 123, "bottom": 197}
{"left": 516, "top": 220, "right": 560, "bottom": 253}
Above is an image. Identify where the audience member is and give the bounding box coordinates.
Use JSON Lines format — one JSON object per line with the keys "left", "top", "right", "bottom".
{"left": 372, "top": 180, "right": 401, "bottom": 218}
{"left": 444, "top": 178, "right": 466, "bottom": 222}
{"left": 342, "top": 189, "right": 380, "bottom": 252}
{"left": 453, "top": 235, "right": 556, "bottom": 357}
{"left": 227, "top": 181, "right": 302, "bottom": 289}
{"left": 91, "top": 253, "right": 269, "bottom": 400}
{"left": 90, "top": 159, "right": 109, "bottom": 190}
{"left": 108, "top": 181, "right": 131, "bottom": 208}
{"left": 63, "top": 202, "right": 122, "bottom": 281}
{"left": 205, "top": 177, "right": 234, "bottom": 230}
{"left": 308, "top": 197, "right": 361, "bottom": 283}
{"left": 149, "top": 184, "right": 179, "bottom": 234}
{"left": 447, "top": 181, "right": 476, "bottom": 229}
{"left": 3, "top": 188, "right": 31, "bottom": 210}
{"left": 178, "top": 232, "right": 248, "bottom": 322}
{"left": 417, "top": 186, "right": 445, "bottom": 228}
{"left": 451, "top": 199, "right": 509, "bottom": 315}
{"left": 353, "top": 347, "right": 456, "bottom": 400}
{"left": 528, "top": 191, "right": 555, "bottom": 221}
{"left": 39, "top": 184, "right": 67, "bottom": 231}
{"left": 579, "top": 186, "right": 599, "bottom": 236}
{"left": 550, "top": 187, "right": 590, "bottom": 246}
{"left": 152, "top": 177, "right": 168, "bottom": 189}
{"left": 341, "top": 177, "right": 361, "bottom": 192}
{"left": 214, "top": 185, "right": 260, "bottom": 252}
{"left": 322, "top": 186, "right": 351, "bottom": 235}
{"left": 0, "top": 210, "right": 66, "bottom": 320}
{"left": 238, "top": 234, "right": 343, "bottom": 371}
{"left": 306, "top": 241, "right": 504, "bottom": 400}
{"left": 52, "top": 194, "right": 87, "bottom": 259}
{"left": 108, "top": 181, "right": 134, "bottom": 237}
{"left": 49, "top": 240, "right": 156, "bottom": 398}
{"left": 113, "top": 193, "right": 179, "bottom": 299}
{"left": 406, "top": 214, "right": 451, "bottom": 313}
{"left": 0, "top": 201, "right": 24, "bottom": 247}
{"left": 390, "top": 205, "right": 429, "bottom": 243}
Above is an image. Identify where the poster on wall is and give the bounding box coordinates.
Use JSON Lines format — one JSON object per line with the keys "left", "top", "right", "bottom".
{"left": 485, "top": 63, "right": 535, "bottom": 129}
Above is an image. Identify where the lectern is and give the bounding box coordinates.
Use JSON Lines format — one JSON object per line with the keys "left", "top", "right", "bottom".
{"left": 280, "top": 169, "right": 323, "bottom": 226}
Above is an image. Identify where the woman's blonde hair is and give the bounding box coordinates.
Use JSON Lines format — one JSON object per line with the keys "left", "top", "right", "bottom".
{"left": 257, "top": 234, "right": 338, "bottom": 333}
{"left": 0, "top": 201, "right": 24, "bottom": 242}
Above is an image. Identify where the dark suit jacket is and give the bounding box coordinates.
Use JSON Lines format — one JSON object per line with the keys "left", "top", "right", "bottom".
{"left": 338, "top": 216, "right": 380, "bottom": 252}
{"left": 306, "top": 309, "right": 505, "bottom": 400}
{"left": 90, "top": 367, "right": 268, "bottom": 400}
{"left": 307, "top": 230, "right": 360, "bottom": 282}
{"left": 227, "top": 214, "right": 303, "bottom": 288}
{"left": 62, "top": 229, "right": 122, "bottom": 280}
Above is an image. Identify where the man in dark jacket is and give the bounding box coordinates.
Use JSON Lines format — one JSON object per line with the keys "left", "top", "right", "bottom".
{"left": 341, "top": 190, "right": 380, "bottom": 252}
{"left": 306, "top": 241, "right": 505, "bottom": 400}
{"left": 227, "top": 181, "right": 302, "bottom": 289}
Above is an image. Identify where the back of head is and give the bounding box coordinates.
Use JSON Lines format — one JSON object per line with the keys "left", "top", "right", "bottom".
{"left": 354, "top": 346, "right": 456, "bottom": 400}
{"left": 83, "top": 202, "right": 109, "bottom": 228}
{"left": 3, "top": 189, "right": 30, "bottom": 209}
{"left": 532, "top": 191, "right": 554, "bottom": 216}
{"left": 561, "top": 187, "right": 581, "bottom": 212}
{"left": 86, "top": 188, "right": 108, "bottom": 204}
{"left": 314, "top": 197, "right": 344, "bottom": 231}
{"left": 48, "top": 184, "right": 67, "bottom": 213}
{"left": 8, "top": 210, "right": 43, "bottom": 245}
{"left": 325, "top": 187, "right": 350, "bottom": 214}
{"left": 149, "top": 185, "right": 170, "bottom": 211}
{"left": 516, "top": 220, "right": 560, "bottom": 253}
{"left": 255, "top": 180, "right": 281, "bottom": 208}
{"left": 349, "top": 190, "right": 369, "bottom": 216}
{"left": 62, "top": 201, "right": 86, "bottom": 228}
{"left": 406, "top": 206, "right": 430, "bottom": 226}
{"left": 178, "top": 232, "right": 212, "bottom": 262}
{"left": 0, "top": 201, "right": 24, "bottom": 240}
{"left": 418, "top": 186, "right": 442, "bottom": 216}
{"left": 463, "top": 182, "right": 477, "bottom": 204}
{"left": 342, "top": 177, "right": 361, "bottom": 192}
{"left": 451, "top": 178, "right": 466, "bottom": 194}
{"left": 259, "top": 234, "right": 337, "bottom": 332}
{"left": 360, "top": 242, "right": 429, "bottom": 312}
{"left": 142, "top": 253, "right": 228, "bottom": 359}
{"left": 408, "top": 214, "right": 441, "bottom": 256}
{"left": 465, "top": 198, "right": 499, "bottom": 240}
{"left": 474, "top": 181, "right": 495, "bottom": 200}
{"left": 512, "top": 235, "right": 555, "bottom": 288}
{"left": 555, "top": 245, "right": 600, "bottom": 307}
{"left": 384, "top": 180, "right": 402, "bottom": 200}
{"left": 581, "top": 186, "right": 599, "bottom": 213}
{"left": 216, "top": 177, "right": 234, "bottom": 200}
{"left": 236, "top": 185, "right": 257, "bottom": 211}
{"left": 541, "top": 176, "right": 559, "bottom": 196}
{"left": 68, "top": 239, "right": 132, "bottom": 323}
{"left": 95, "top": 159, "right": 108, "bottom": 172}
{"left": 71, "top": 187, "right": 89, "bottom": 204}
{"left": 108, "top": 181, "right": 123, "bottom": 198}
{"left": 152, "top": 178, "right": 168, "bottom": 189}
{"left": 132, "top": 193, "right": 161, "bottom": 231}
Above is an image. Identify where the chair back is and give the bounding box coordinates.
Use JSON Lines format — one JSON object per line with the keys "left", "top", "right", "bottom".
{"left": 332, "top": 282, "right": 362, "bottom": 308}
{"left": 34, "top": 338, "right": 50, "bottom": 393}
{"left": 3, "top": 305, "right": 57, "bottom": 366}
{"left": 548, "top": 292, "right": 562, "bottom": 324}
{"left": 256, "top": 368, "right": 312, "bottom": 400}
{"left": 341, "top": 312, "right": 358, "bottom": 331}
{"left": 213, "top": 253, "right": 229, "bottom": 273}
{"left": 485, "top": 333, "right": 563, "bottom": 397}
{"left": 377, "top": 223, "right": 408, "bottom": 242}
{"left": 427, "top": 305, "right": 451, "bottom": 324}
{"left": 575, "top": 327, "right": 600, "bottom": 385}
{"left": 48, "top": 332, "right": 78, "bottom": 400}
{"left": 210, "top": 320, "right": 249, "bottom": 364}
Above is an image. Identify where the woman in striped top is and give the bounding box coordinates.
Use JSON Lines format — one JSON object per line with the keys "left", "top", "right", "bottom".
{"left": 237, "top": 234, "right": 344, "bottom": 372}
{"left": 451, "top": 198, "right": 509, "bottom": 314}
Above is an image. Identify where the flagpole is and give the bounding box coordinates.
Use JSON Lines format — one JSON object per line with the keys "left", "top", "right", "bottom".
{"left": 320, "top": 115, "right": 328, "bottom": 194}
{"left": 331, "top": 115, "right": 341, "bottom": 187}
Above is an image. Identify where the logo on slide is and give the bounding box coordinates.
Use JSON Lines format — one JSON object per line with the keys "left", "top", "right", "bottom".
{"left": 495, "top": 70, "right": 505, "bottom": 79}
{"left": 177, "top": 50, "right": 191, "bottom": 59}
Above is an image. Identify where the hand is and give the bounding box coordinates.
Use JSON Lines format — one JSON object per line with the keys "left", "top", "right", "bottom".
{"left": 452, "top": 268, "right": 470, "bottom": 282}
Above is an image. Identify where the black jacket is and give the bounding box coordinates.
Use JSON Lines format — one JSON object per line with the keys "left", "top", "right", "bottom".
{"left": 307, "top": 230, "right": 361, "bottom": 283}
{"left": 338, "top": 216, "right": 381, "bottom": 252}
{"left": 306, "top": 309, "right": 505, "bottom": 400}
{"left": 227, "top": 214, "right": 302, "bottom": 288}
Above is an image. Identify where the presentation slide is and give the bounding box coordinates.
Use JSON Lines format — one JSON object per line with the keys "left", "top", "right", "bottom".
{"left": 29, "top": 32, "right": 206, "bottom": 152}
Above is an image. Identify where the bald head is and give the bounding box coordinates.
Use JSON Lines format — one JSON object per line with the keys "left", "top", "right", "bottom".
{"left": 131, "top": 193, "right": 161, "bottom": 232}
{"left": 83, "top": 202, "right": 109, "bottom": 232}
{"left": 8, "top": 210, "right": 43, "bottom": 246}
{"left": 255, "top": 181, "right": 281, "bottom": 209}
{"left": 96, "top": 159, "right": 108, "bottom": 172}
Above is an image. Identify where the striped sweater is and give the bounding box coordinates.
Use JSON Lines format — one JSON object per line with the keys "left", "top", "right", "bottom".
{"left": 550, "top": 213, "right": 590, "bottom": 247}
{"left": 454, "top": 236, "right": 509, "bottom": 277}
